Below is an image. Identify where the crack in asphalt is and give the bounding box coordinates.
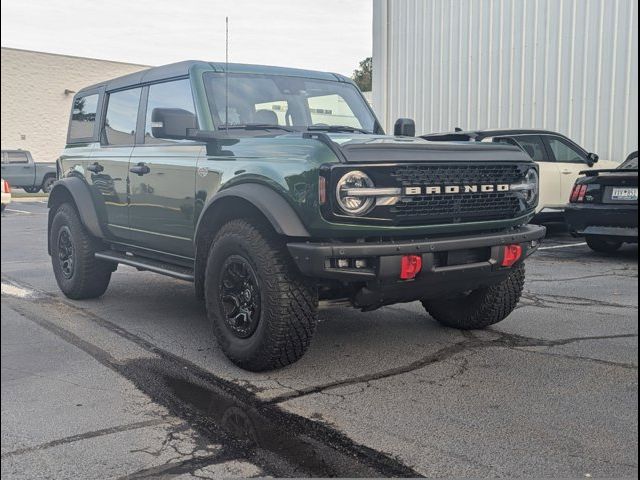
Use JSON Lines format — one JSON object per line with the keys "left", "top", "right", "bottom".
{"left": 265, "top": 330, "right": 639, "bottom": 404}
{"left": 0, "top": 419, "right": 171, "bottom": 459}
{"left": 520, "top": 291, "right": 638, "bottom": 310}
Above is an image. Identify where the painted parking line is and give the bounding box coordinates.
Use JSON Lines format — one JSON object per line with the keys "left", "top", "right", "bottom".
{"left": 539, "top": 242, "right": 588, "bottom": 251}
{"left": 1, "top": 281, "right": 37, "bottom": 298}
{"left": 3, "top": 208, "right": 33, "bottom": 214}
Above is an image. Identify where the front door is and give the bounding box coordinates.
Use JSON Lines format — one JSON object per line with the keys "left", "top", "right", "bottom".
{"left": 89, "top": 87, "right": 142, "bottom": 242}
{"left": 128, "top": 79, "right": 202, "bottom": 259}
{"left": 543, "top": 135, "right": 594, "bottom": 204}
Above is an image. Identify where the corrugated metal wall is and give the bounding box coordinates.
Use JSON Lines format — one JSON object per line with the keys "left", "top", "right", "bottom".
{"left": 373, "top": 0, "right": 639, "bottom": 162}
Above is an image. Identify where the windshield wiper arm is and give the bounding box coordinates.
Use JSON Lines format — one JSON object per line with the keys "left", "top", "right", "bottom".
{"left": 218, "top": 124, "right": 294, "bottom": 132}
{"left": 306, "top": 125, "right": 372, "bottom": 134}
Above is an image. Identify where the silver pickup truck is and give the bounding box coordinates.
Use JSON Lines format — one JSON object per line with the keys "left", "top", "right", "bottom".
{"left": 1, "top": 150, "right": 57, "bottom": 193}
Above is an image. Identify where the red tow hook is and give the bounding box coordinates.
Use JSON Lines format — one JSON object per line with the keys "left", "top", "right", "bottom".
{"left": 400, "top": 255, "right": 423, "bottom": 280}
{"left": 501, "top": 244, "right": 523, "bottom": 267}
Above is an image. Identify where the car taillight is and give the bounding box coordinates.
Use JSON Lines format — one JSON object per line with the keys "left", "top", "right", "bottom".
{"left": 2, "top": 180, "right": 10, "bottom": 194}
{"left": 570, "top": 184, "right": 587, "bottom": 203}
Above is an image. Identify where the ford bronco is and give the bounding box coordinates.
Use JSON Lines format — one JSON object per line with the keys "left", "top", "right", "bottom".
{"left": 48, "top": 61, "right": 546, "bottom": 371}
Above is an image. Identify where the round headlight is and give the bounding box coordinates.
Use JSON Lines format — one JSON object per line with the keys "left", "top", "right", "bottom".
{"left": 524, "top": 168, "right": 539, "bottom": 206}
{"left": 336, "top": 171, "right": 375, "bottom": 216}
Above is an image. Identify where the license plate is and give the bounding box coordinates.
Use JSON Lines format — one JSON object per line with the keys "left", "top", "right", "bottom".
{"left": 611, "top": 187, "right": 638, "bottom": 201}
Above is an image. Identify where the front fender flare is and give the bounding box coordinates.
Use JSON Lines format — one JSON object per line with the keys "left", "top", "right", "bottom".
{"left": 195, "top": 183, "right": 311, "bottom": 240}
{"left": 48, "top": 176, "right": 104, "bottom": 240}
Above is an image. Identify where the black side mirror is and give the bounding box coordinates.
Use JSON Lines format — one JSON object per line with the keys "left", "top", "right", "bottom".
{"left": 394, "top": 118, "right": 416, "bottom": 137}
{"left": 151, "top": 108, "right": 196, "bottom": 140}
{"left": 587, "top": 152, "right": 599, "bottom": 166}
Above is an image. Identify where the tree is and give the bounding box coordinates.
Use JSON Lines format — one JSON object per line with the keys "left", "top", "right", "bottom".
{"left": 352, "top": 57, "right": 372, "bottom": 92}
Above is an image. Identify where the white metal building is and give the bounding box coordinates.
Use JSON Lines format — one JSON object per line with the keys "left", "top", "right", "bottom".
{"left": 372, "top": 0, "right": 639, "bottom": 162}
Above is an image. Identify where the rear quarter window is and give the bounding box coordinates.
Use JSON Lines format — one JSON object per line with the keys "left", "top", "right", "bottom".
{"left": 68, "top": 94, "right": 99, "bottom": 142}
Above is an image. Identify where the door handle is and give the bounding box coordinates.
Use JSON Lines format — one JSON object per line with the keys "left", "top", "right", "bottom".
{"left": 561, "top": 169, "right": 573, "bottom": 174}
{"left": 87, "top": 162, "right": 104, "bottom": 173}
{"left": 129, "top": 162, "right": 151, "bottom": 176}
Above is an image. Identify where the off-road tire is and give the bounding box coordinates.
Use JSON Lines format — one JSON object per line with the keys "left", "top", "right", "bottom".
{"left": 586, "top": 235, "right": 622, "bottom": 253}
{"left": 42, "top": 175, "right": 56, "bottom": 194}
{"left": 23, "top": 186, "right": 40, "bottom": 194}
{"left": 50, "top": 203, "right": 112, "bottom": 299}
{"left": 204, "top": 219, "right": 318, "bottom": 371}
{"left": 422, "top": 263, "right": 525, "bottom": 330}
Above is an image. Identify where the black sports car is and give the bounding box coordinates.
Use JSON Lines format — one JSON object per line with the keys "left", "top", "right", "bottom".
{"left": 565, "top": 151, "right": 638, "bottom": 252}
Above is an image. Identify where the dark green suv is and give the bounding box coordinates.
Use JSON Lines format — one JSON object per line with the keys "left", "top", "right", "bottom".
{"left": 48, "top": 61, "right": 546, "bottom": 371}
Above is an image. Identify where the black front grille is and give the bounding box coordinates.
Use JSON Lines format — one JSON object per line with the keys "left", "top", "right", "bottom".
{"left": 388, "top": 164, "right": 527, "bottom": 225}
{"left": 391, "top": 192, "right": 522, "bottom": 224}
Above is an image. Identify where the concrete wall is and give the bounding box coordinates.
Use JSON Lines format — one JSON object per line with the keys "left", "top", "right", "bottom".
{"left": 1, "top": 48, "right": 148, "bottom": 162}
{"left": 373, "top": 0, "right": 639, "bottom": 162}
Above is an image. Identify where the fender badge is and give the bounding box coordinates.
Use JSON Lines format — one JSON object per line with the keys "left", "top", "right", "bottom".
{"left": 197, "top": 167, "right": 209, "bottom": 178}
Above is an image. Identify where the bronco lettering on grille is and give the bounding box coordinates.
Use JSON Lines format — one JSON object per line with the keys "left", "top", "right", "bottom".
{"left": 404, "top": 184, "right": 511, "bottom": 195}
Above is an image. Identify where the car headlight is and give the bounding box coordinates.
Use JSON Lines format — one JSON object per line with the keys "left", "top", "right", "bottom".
{"left": 511, "top": 168, "right": 539, "bottom": 207}
{"left": 336, "top": 171, "right": 375, "bottom": 215}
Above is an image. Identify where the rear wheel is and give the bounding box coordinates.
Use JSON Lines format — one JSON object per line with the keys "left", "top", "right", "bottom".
{"left": 50, "top": 203, "right": 112, "bottom": 299}
{"left": 423, "top": 264, "right": 525, "bottom": 330}
{"left": 42, "top": 175, "right": 56, "bottom": 193}
{"left": 586, "top": 236, "right": 622, "bottom": 253}
{"left": 205, "top": 219, "right": 318, "bottom": 371}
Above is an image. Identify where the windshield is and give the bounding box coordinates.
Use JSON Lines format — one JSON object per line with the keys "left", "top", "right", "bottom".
{"left": 204, "top": 72, "right": 379, "bottom": 133}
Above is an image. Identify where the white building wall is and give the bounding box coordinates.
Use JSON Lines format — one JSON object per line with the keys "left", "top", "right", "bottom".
{"left": 373, "top": 0, "right": 639, "bottom": 162}
{"left": 1, "top": 48, "right": 148, "bottom": 162}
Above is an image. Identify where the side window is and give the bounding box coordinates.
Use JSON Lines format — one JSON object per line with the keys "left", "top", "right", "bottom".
{"left": 103, "top": 88, "right": 142, "bottom": 146}
{"left": 546, "top": 137, "right": 587, "bottom": 163}
{"left": 7, "top": 152, "right": 29, "bottom": 164}
{"left": 512, "top": 136, "right": 548, "bottom": 162}
{"left": 69, "top": 94, "right": 99, "bottom": 142}
{"left": 144, "top": 79, "right": 197, "bottom": 144}
{"left": 308, "top": 94, "right": 362, "bottom": 128}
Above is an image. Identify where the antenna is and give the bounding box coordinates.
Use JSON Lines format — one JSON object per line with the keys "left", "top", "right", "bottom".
{"left": 225, "top": 16, "right": 229, "bottom": 135}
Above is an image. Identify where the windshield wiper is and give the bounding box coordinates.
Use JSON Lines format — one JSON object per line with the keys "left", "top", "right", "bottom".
{"left": 306, "top": 125, "right": 372, "bottom": 134}
{"left": 218, "top": 124, "right": 294, "bottom": 132}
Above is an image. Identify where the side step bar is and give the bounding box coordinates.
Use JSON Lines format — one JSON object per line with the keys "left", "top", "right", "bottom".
{"left": 95, "top": 251, "right": 195, "bottom": 282}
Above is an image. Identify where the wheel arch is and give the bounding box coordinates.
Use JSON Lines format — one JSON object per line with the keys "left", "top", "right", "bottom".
{"left": 47, "top": 177, "right": 103, "bottom": 254}
{"left": 193, "top": 183, "right": 310, "bottom": 298}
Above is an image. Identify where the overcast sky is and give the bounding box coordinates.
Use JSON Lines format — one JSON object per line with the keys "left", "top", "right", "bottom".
{"left": 1, "top": 0, "right": 372, "bottom": 75}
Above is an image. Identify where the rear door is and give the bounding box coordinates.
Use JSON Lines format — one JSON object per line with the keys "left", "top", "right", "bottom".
{"left": 510, "top": 135, "right": 562, "bottom": 211}
{"left": 128, "top": 78, "right": 202, "bottom": 259}
{"left": 2, "top": 151, "right": 33, "bottom": 187}
{"left": 543, "top": 135, "right": 594, "bottom": 204}
{"left": 90, "top": 87, "right": 143, "bottom": 242}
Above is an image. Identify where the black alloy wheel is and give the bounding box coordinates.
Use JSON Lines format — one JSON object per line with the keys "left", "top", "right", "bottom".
{"left": 57, "top": 225, "right": 75, "bottom": 279}
{"left": 218, "top": 255, "right": 262, "bottom": 339}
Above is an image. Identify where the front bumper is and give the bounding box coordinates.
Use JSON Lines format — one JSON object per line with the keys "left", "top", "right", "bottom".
{"left": 565, "top": 204, "right": 638, "bottom": 240}
{"left": 288, "top": 224, "right": 546, "bottom": 282}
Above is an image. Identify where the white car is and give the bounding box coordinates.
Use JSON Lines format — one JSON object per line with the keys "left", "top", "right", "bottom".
{"left": 423, "top": 129, "right": 619, "bottom": 219}
{"left": 1, "top": 178, "right": 11, "bottom": 212}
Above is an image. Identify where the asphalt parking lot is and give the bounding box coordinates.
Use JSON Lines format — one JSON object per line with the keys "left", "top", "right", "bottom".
{"left": 1, "top": 200, "right": 638, "bottom": 478}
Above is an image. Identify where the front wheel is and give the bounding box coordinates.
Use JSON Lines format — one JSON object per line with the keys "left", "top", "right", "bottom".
{"left": 423, "top": 264, "right": 525, "bottom": 330}
{"left": 586, "top": 236, "right": 622, "bottom": 253}
{"left": 204, "top": 219, "right": 318, "bottom": 371}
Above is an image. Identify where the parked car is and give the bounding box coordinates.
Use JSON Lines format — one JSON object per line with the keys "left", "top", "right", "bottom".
{"left": 421, "top": 129, "right": 619, "bottom": 220}
{"left": 565, "top": 152, "right": 638, "bottom": 252}
{"left": 1, "top": 178, "right": 11, "bottom": 211}
{"left": 1, "top": 150, "right": 57, "bottom": 193}
{"left": 48, "top": 61, "right": 545, "bottom": 371}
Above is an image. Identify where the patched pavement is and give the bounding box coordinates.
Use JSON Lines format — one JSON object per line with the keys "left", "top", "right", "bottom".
{"left": 2, "top": 202, "right": 637, "bottom": 478}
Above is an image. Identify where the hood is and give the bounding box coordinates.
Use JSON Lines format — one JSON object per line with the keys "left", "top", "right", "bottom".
{"left": 327, "top": 133, "right": 530, "bottom": 163}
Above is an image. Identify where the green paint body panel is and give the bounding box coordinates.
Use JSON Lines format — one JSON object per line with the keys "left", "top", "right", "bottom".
{"left": 58, "top": 62, "right": 538, "bottom": 262}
